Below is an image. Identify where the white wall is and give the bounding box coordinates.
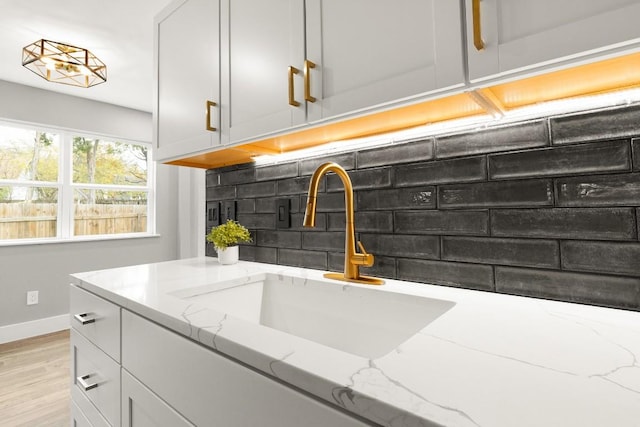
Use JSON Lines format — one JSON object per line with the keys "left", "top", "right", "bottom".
{"left": 0, "top": 80, "right": 180, "bottom": 333}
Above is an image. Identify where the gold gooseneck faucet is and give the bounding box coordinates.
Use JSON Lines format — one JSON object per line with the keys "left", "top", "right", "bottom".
{"left": 303, "top": 162, "right": 384, "bottom": 285}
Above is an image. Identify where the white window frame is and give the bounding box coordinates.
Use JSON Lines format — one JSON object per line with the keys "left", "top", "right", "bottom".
{"left": 0, "top": 120, "right": 156, "bottom": 246}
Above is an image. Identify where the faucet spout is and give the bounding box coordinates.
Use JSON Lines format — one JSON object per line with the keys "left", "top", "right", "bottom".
{"left": 303, "top": 162, "right": 383, "bottom": 285}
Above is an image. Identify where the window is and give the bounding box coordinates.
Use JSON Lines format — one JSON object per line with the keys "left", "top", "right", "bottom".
{"left": 0, "top": 122, "right": 154, "bottom": 243}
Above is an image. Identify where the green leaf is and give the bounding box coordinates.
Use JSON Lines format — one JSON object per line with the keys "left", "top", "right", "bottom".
{"left": 206, "top": 219, "right": 252, "bottom": 250}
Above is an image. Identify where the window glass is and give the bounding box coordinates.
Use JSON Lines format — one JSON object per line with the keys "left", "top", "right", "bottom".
{"left": 0, "top": 186, "right": 58, "bottom": 239}
{"left": 0, "top": 122, "right": 153, "bottom": 243}
{"left": 0, "top": 125, "right": 59, "bottom": 182}
{"left": 73, "top": 189, "right": 147, "bottom": 236}
{"left": 72, "top": 138, "right": 147, "bottom": 185}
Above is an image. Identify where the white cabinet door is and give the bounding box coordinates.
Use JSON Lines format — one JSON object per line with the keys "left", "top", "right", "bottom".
{"left": 154, "top": 0, "right": 221, "bottom": 161}
{"left": 122, "top": 310, "right": 369, "bottom": 427}
{"left": 222, "top": 0, "right": 306, "bottom": 144}
{"left": 122, "top": 370, "right": 194, "bottom": 427}
{"left": 466, "top": 0, "right": 640, "bottom": 82}
{"left": 306, "top": 0, "right": 465, "bottom": 123}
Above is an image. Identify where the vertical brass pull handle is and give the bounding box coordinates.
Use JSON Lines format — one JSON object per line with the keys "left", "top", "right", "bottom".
{"left": 472, "top": 0, "right": 485, "bottom": 51}
{"left": 206, "top": 100, "right": 217, "bottom": 132}
{"left": 304, "top": 60, "right": 316, "bottom": 103}
{"left": 288, "top": 66, "right": 300, "bottom": 107}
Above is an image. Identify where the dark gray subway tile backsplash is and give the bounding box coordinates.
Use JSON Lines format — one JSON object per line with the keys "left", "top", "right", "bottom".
{"left": 560, "top": 241, "right": 640, "bottom": 276}
{"left": 206, "top": 103, "right": 640, "bottom": 311}
{"left": 394, "top": 210, "right": 489, "bottom": 235}
{"left": 256, "top": 162, "right": 298, "bottom": 181}
{"left": 395, "top": 156, "right": 486, "bottom": 187}
{"left": 487, "top": 139, "right": 631, "bottom": 179}
{"left": 556, "top": 173, "right": 640, "bottom": 206}
{"left": 397, "top": 258, "right": 495, "bottom": 292}
{"left": 299, "top": 152, "right": 355, "bottom": 175}
{"left": 326, "top": 167, "right": 392, "bottom": 191}
{"left": 357, "top": 187, "right": 436, "bottom": 210}
{"left": 327, "top": 211, "right": 393, "bottom": 233}
{"left": 357, "top": 138, "right": 434, "bottom": 168}
{"left": 550, "top": 104, "right": 640, "bottom": 145}
{"left": 441, "top": 236, "right": 560, "bottom": 269}
{"left": 495, "top": 267, "right": 640, "bottom": 310}
{"left": 435, "top": 120, "right": 549, "bottom": 158}
{"left": 278, "top": 248, "right": 328, "bottom": 270}
{"left": 361, "top": 233, "right": 440, "bottom": 260}
{"left": 439, "top": 179, "right": 553, "bottom": 209}
{"left": 491, "top": 208, "right": 636, "bottom": 240}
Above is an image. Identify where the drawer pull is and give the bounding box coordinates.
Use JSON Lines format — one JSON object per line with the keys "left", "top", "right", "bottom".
{"left": 74, "top": 313, "right": 96, "bottom": 325}
{"left": 77, "top": 374, "right": 98, "bottom": 391}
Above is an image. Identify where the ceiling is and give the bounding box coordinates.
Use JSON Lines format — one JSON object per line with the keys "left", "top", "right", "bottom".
{"left": 0, "top": 0, "right": 174, "bottom": 112}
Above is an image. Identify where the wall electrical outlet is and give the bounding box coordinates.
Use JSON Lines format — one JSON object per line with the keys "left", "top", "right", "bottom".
{"left": 26, "top": 290, "right": 39, "bottom": 305}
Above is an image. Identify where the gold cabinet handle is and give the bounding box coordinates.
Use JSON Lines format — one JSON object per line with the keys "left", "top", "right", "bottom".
{"left": 472, "top": 0, "right": 485, "bottom": 51}
{"left": 304, "top": 60, "right": 316, "bottom": 103}
{"left": 288, "top": 66, "right": 300, "bottom": 107}
{"left": 206, "top": 100, "right": 217, "bottom": 132}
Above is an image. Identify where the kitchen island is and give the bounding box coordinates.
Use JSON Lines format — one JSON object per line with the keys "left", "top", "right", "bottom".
{"left": 71, "top": 258, "right": 640, "bottom": 427}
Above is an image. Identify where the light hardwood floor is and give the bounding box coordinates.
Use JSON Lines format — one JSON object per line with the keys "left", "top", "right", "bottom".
{"left": 0, "top": 330, "right": 70, "bottom": 426}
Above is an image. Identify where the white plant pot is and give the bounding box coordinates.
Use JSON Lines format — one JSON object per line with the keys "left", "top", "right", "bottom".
{"left": 216, "top": 245, "right": 239, "bottom": 265}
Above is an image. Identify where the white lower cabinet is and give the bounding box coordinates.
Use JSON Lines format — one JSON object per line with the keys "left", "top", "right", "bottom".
{"left": 70, "top": 285, "right": 371, "bottom": 427}
{"left": 121, "top": 310, "right": 370, "bottom": 427}
{"left": 122, "top": 369, "right": 194, "bottom": 427}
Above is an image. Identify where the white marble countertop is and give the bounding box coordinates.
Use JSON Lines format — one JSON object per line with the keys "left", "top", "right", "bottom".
{"left": 71, "top": 258, "right": 640, "bottom": 427}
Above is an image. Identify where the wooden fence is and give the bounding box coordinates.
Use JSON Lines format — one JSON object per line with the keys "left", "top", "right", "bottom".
{"left": 0, "top": 203, "right": 147, "bottom": 239}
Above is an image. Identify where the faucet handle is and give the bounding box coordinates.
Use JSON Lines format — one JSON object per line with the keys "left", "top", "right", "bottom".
{"left": 353, "top": 241, "right": 374, "bottom": 267}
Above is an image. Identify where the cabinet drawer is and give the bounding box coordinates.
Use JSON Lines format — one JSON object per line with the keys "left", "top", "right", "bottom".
{"left": 71, "top": 329, "right": 121, "bottom": 427}
{"left": 71, "top": 401, "right": 92, "bottom": 427}
{"left": 122, "top": 369, "right": 194, "bottom": 427}
{"left": 122, "top": 310, "right": 369, "bottom": 427}
{"left": 70, "top": 285, "right": 120, "bottom": 362}
{"left": 71, "top": 390, "right": 111, "bottom": 427}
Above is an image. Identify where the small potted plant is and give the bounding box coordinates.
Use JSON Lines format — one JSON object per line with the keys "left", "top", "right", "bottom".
{"left": 206, "top": 219, "right": 252, "bottom": 265}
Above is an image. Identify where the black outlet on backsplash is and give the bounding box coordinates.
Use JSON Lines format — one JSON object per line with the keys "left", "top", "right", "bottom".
{"left": 206, "top": 104, "right": 640, "bottom": 311}
{"left": 221, "top": 200, "right": 237, "bottom": 223}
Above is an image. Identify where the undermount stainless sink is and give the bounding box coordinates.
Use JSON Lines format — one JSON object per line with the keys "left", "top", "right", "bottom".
{"left": 170, "top": 273, "right": 455, "bottom": 358}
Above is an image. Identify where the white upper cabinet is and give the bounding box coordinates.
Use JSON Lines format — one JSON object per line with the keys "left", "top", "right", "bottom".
{"left": 154, "top": 0, "right": 640, "bottom": 164}
{"left": 466, "top": 0, "right": 640, "bottom": 83}
{"left": 221, "top": 0, "right": 306, "bottom": 144}
{"left": 223, "top": 0, "right": 465, "bottom": 145}
{"left": 154, "top": 0, "right": 221, "bottom": 161}
{"left": 305, "top": 0, "right": 465, "bottom": 123}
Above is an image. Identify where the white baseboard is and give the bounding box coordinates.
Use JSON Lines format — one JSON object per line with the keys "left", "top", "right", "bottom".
{"left": 0, "top": 314, "right": 69, "bottom": 344}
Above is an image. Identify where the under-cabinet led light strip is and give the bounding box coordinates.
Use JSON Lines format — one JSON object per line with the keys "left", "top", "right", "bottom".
{"left": 252, "top": 88, "right": 640, "bottom": 166}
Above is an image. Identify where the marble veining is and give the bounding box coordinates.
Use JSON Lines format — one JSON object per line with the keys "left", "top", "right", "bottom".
{"left": 71, "top": 258, "right": 640, "bottom": 427}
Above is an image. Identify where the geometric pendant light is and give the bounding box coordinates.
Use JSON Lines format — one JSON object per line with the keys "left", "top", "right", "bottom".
{"left": 22, "top": 39, "right": 107, "bottom": 88}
